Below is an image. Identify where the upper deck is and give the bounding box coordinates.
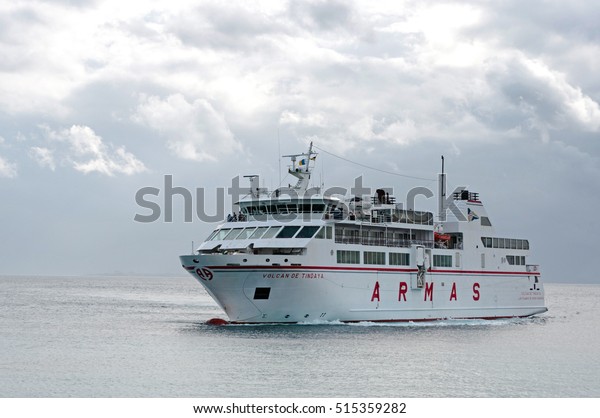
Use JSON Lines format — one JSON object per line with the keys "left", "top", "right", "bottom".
{"left": 196, "top": 143, "right": 534, "bottom": 273}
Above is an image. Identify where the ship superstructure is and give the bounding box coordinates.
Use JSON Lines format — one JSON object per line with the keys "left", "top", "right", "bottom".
{"left": 180, "top": 143, "right": 546, "bottom": 323}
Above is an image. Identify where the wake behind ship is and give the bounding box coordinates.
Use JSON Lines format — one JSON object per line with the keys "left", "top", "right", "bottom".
{"left": 180, "top": 143, "right": 547, "bottom": 323}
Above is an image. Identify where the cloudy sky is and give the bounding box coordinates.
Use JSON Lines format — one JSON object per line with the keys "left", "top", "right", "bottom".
{"left": 1, "top": 0, "right": 599, "bottom": 282}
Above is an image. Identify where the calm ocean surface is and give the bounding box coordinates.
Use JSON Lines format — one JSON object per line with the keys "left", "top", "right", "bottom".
{"left": 0, "top": 276, "right": 598, "bottom": 398}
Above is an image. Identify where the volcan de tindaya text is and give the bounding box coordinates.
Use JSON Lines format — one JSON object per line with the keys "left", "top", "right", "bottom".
{"left": 180, "top": 143, "right": 547, "bottom": 324}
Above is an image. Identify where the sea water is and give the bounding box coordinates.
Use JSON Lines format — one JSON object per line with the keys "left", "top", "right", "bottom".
{"left": 0, "top": 276, "right": 598, "bottom": 398}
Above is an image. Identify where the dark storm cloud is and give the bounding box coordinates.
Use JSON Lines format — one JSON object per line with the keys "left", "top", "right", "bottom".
{"left": 466, "top": 0, "right": 600, "bottom": 99}
{"left": 481, "top": 53, "right": 600, "bottom": 138}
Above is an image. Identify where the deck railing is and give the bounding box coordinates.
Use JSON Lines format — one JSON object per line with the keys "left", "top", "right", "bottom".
{"left": 334, "top": 236, "right": 434, "bottom": 248}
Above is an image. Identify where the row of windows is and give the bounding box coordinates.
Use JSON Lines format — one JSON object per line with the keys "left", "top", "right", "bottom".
{"left": 337, "top": 250, "right": 361, "bottom": 264}
{"left": 433, "top": 254, "right": 453, "bottom": 267}
{"left": 481, "top": 237, "right": 529, "bottom": 250}
{"left": 336, "top": 251, "right": 411, "bottom": 266}
{"left": 364, "top": 251, "right": 386, "bottom": 265}
{"left": 506, "top": 255, "right": 526, "bottom": 265}
{"left": 389, "top": 252, "right": 410, "bottom": 266}
{"left": 242, "top": 203, "right": 331, "bottom": 215}
{"left": 315, "top": 226, "right": 333, "bottom": 239}
{"left": 336, "top": 228, "right": 416, "bottom": 240}
{"left": 335, "top": 250, "right": 521, "bottom": 268}
{"left": 207, "top": 226, "right": 332, "bottom": 241}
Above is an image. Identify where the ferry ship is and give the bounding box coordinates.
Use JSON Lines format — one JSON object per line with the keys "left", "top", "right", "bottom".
{"left": 180, "top": 143, "right": 547, "bottom": 323}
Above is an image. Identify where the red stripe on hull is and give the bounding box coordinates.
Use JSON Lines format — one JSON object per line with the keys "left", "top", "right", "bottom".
{"left": 201, "top": 264, "right": 540, "bottom": 276}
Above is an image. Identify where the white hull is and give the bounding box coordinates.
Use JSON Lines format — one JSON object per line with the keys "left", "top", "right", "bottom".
{"left": 179, "top": 144, "right": 547, "bottom": 324}
{"left": 180, "top": 255, "right": 546, "bottom": 323}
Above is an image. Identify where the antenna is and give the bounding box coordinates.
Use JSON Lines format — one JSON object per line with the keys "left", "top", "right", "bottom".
{"left": 438, "top": 156, "right": 446, "bottom": 222}
{"left": 278, "top": 126, "right": 281, "bottom": 186}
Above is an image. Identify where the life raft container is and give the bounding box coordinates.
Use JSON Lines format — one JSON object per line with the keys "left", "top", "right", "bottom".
{"left": 434, "top": 232, "right": 451, "bottom": 241}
